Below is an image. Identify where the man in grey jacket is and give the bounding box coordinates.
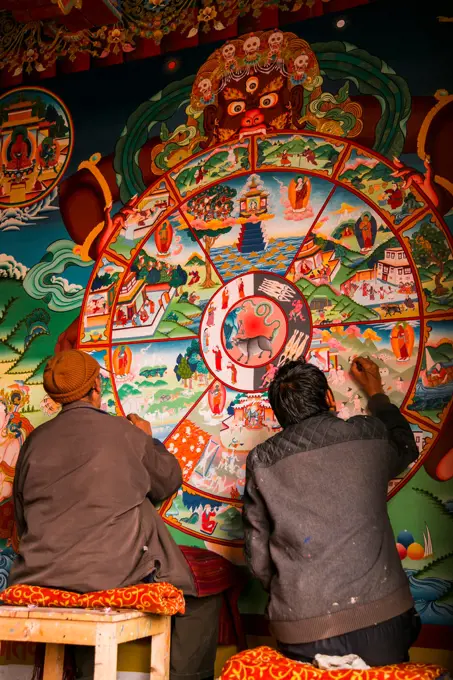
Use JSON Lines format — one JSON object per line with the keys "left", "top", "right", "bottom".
{"left": 243, "top": 356, "right": 420, "bottom": 666}
{"left": 10, "top": 349, "right": 220, "bottom": 680}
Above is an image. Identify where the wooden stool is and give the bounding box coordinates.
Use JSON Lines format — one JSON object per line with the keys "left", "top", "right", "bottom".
{"left": 0, "top": 605, "right": 171, "bottom": 680}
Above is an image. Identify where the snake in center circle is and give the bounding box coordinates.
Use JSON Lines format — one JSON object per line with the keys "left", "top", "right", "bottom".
{"left": 249, "top": 301, "right": 281, "bottom": 341}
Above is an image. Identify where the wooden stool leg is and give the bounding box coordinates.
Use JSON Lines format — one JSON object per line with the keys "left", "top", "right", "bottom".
{"left": 94, "top": 625, "right": 118, "bottom": 680}
{"left": 43, "top": 643, "right": 65, "bottom": 680}
{"left": 150, "top": 616, "right": 171, "bottom": 680}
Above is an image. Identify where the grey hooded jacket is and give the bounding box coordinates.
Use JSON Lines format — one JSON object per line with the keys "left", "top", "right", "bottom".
{"left": 243, "top": 394, "right": 418, "bottom": 644}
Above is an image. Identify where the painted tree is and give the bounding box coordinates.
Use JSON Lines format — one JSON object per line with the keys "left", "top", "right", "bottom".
{"left": 196, "top": 360, "right": 209, "bottom": 385}
{"left": 32, "top": 97, "right": 47, "bottom": 120}
{"left": 185, "top": 185, "right": 237, "bottom": 288}
{"left": 410, "top": 221, "right": 450, "bottom": 296}
{"left": 140, "top": 366, "right": 166, "bottom": 378}
{"left": 45, "top": 104, "right": 68, "bottom": 138}
{"left": 186, "top": 339, "right": 202, "bottom": 372}
{"left": 176, "top": 356, "right": 193, "bottom": 389}
{"left": 92, "top": 270, "right": 119, "bottom": 290}
{"left": 170, "top": 264, "right": 188, "bottom": 294}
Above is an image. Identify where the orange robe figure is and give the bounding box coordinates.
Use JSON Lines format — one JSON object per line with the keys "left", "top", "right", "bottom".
{"left": 213, "top": 348, "right": 222, "bottom": 372}
{"left": 222, "top": 289, "right": 230, "bottom": 310}
{"left": 396, "top": 326, "right": 409, "bottom": 360}
{"left": 290, "top": 177, "right": 311, "bottom": 211}
{"left": 201, "top": 507, "right": 217, "bottom": 534}
{"left": 211, "top": 387, "right": 222, "bottom": 414}
{"left": 359, "top": 215, "right": 374, "bottom": 249}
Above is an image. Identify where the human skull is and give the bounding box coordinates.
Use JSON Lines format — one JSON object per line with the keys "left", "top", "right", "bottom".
{"left": 243, "top": 35, "right": 261, "bottom": 56}
{"left": 198, "top": 78, "right": 212, "bottom": 97}
{"left": 268, "top": 31, "right": 283, "bottom": 51}
{"left": 294, "top": 53, "right": 309, "bottom": 71}
{"left": 222, "top": 43, "right": 236, "bottom": 60}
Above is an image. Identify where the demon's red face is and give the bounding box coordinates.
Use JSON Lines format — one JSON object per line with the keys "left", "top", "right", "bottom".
{"left": 216, "top": 73, "right": 291, "bottom": 142}
{"left": 201, "top": 71, "right": 304, "bottom": 146}
{"left": 190, "top": 30, "right": 320, "bottom": 148}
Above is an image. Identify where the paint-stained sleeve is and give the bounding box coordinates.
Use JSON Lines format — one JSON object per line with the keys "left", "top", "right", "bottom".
{"left": 144, "top": 437, "right": 183, "bottom": 503}
{"left": 242, "top": 458, "right": 273, "bottom": 591}
{"left": 368, "top": 394, "right": 419, "bottom": 480}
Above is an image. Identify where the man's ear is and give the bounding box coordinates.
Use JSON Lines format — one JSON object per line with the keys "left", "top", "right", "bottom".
{"left": 326, "top": 388, "right": 336, "bottom": 411}
{"left": 94, "top": 375, "right": 102, "bottom": 394}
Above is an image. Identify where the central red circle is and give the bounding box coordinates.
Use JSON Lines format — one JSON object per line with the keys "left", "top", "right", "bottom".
{"left": 222, "top": 295, "right": 288, "bottom": 368}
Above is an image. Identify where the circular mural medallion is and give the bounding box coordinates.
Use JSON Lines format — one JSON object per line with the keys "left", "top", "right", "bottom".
{"left": 222, "top": 296, "right": 288, "bottom": 367}
{"left": 0, "top": 87, "right": 73, "bottom": 209}
{"left": 78, "top": 130, "right": 453, "bottom": 548}
{"left": 200, "top": 272, "right": 310, "bottom": 391}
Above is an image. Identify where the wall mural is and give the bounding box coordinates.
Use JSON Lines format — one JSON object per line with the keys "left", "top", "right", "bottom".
{"left": 0, "top": 15, "right": 453, "bottom": 652}
{"left": 0, "top": 88, "right": 73, "bottom": 210}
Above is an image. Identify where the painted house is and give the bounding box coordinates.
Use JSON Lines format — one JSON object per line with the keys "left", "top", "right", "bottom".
{"left": 412, "top": 426, "right": 428, "bottom": 454}
{"left": 377, "top": 247, "right": 412, "bottom": 285}
{"left": 124, "top": 185, "right": 171, "bottom": 240}
{"left": 84, "top": 279, "right": 117, "bottom": 338}
{"left": 295, "top": 238, "right": 340, "bottom": 284}
{"left": 340, "top": 267, "right": 377, "bottom": 294}
{"left": 309, "top": 296, "right": 332, "bottom": 312}
{"left": 237, "top": 176, "right": 270, "bottom": 253}
{"left": 307, "top": 344, "right": 339, "bottom": 372}
{"left": 112, "top": 271, "right": 176, "bottom": 340}
{"left": 232, "top": 394, "right": 277, "bottom": 429}
{"left": 239, "top": 176, "right": 269, "bottom": 217}
{"left": 118, "top": 272, "right": 149, "bottom": 320}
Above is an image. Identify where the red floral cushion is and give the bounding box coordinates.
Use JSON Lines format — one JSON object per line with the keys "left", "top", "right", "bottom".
{"left": 220, "top": 647, "right": 449, "bottom": 680}
{"left": 0, "top": 583, "right": 185, "bottom": 616}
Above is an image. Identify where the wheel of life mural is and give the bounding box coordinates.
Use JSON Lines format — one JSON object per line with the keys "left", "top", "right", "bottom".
{"left": 0, "top": 87, "right": 73, "bottom": 209}
{"left": 77, "top": 131, "right": 453, "bottom": 552}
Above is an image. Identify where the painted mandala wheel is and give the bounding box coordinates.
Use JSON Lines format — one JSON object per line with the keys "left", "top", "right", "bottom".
{"left": 77, "top": 131, "right": 453, "bottom": 552}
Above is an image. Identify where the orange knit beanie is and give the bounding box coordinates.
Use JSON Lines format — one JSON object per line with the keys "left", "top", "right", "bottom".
{"left": 43, "top": 350, "right": 100, "bottom": 404}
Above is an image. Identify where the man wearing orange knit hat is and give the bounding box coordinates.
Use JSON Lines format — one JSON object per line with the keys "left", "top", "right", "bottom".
{"left": 9, "top": 349, "right": 221, "bottom": 680}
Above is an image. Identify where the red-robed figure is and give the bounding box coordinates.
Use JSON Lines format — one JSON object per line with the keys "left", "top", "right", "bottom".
{"left": 9, "top": 132, "right": 32, "bottom": 171}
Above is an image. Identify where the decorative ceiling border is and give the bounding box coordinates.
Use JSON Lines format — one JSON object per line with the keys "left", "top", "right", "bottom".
{"left": 0, "top": 0, "right": 376, "bottom": 85}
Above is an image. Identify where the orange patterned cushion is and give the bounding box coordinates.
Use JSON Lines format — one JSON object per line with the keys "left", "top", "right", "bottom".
{"left": 220, "top": 647, "right": 450, "bottom": 680}
{"left": 0, "top": 583, "right": 185, "bottom": 616}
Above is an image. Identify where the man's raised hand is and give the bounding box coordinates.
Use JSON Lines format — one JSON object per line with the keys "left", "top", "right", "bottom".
{"left": 127, "top": 413, "right": 152, "bottom": 436}
{"left": 350, "top": 356, "right": 384, "bottom": 398}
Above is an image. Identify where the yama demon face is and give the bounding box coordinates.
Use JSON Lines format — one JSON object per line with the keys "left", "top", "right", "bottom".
{"left": 190, "top": 30, "right": 319, "bottom": 147}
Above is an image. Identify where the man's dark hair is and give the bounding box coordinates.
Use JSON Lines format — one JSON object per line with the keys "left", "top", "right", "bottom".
{"left": 268, "top": 360, "right": 330, "bottom": 427}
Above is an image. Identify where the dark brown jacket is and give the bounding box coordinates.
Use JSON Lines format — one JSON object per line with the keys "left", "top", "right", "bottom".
{"left": 9, "top": 401, "right": 196, "bottom": 595}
